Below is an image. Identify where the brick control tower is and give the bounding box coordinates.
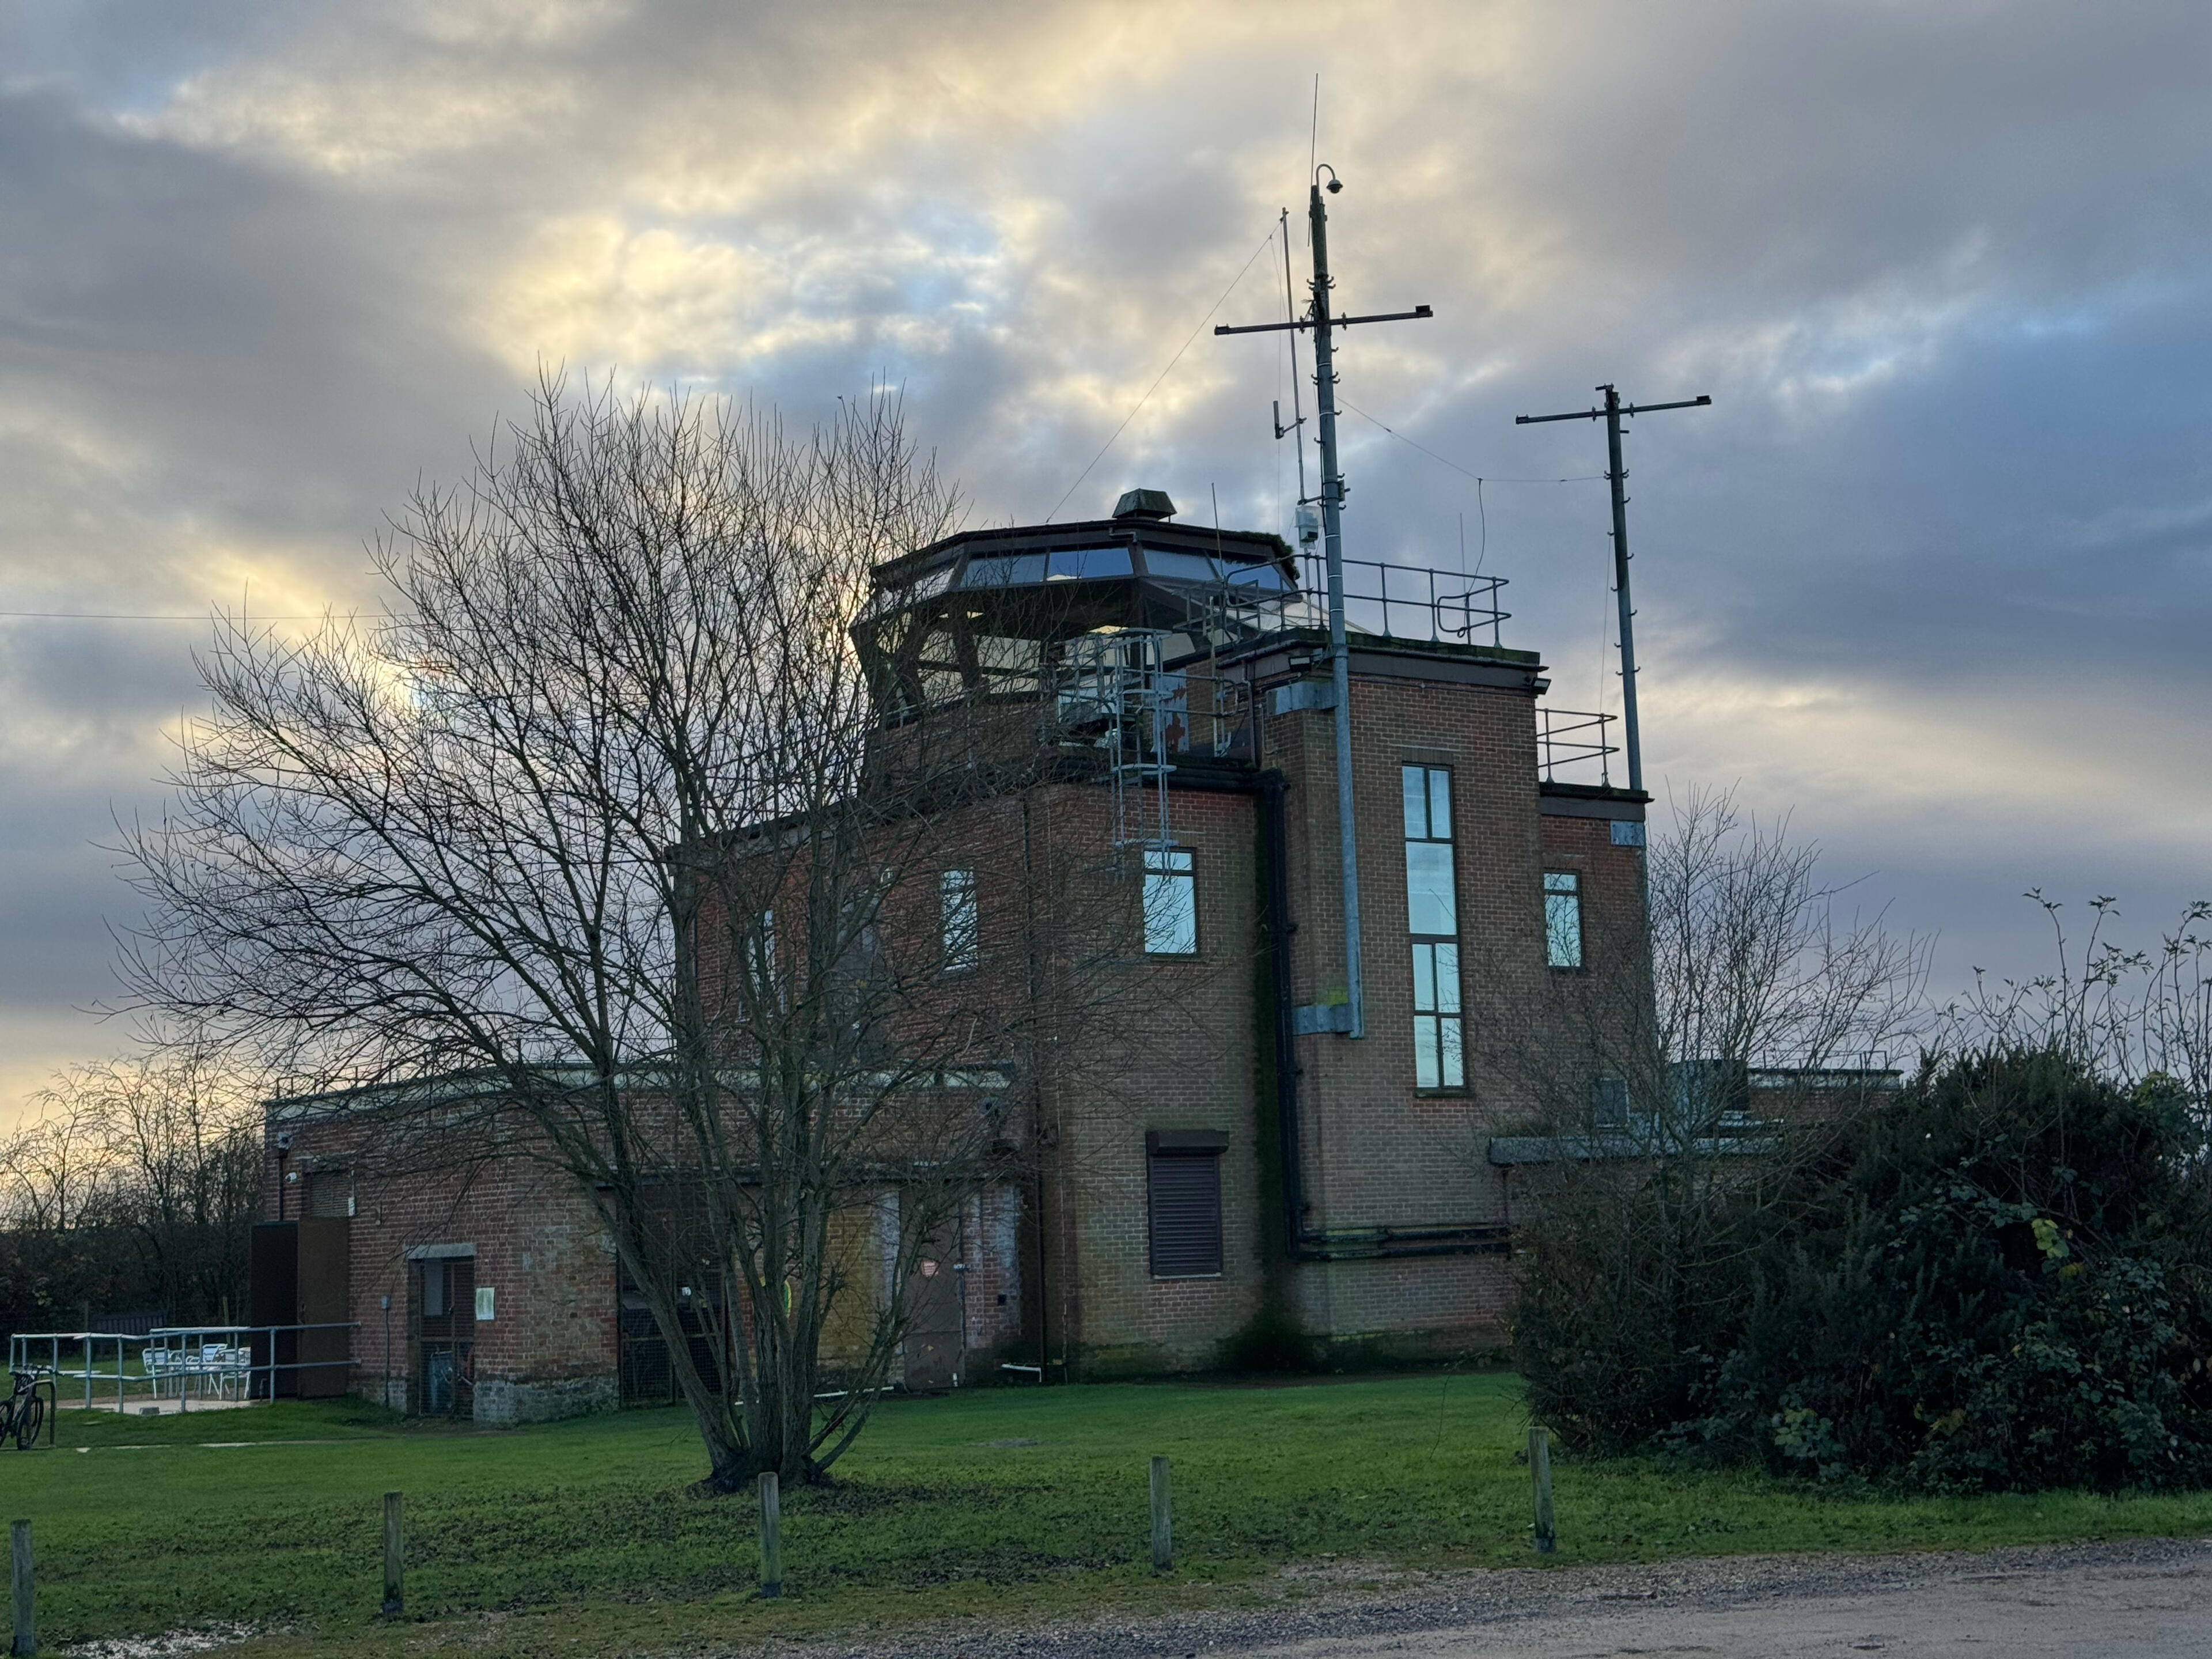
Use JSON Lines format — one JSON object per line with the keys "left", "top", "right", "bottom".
{"left": 849, "top": 486, "right": 1652, "bottom": 1374}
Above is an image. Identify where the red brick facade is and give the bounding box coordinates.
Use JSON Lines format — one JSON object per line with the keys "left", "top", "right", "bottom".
{"left": 264, "top": 547, "right": 1650, "bottom": 1416}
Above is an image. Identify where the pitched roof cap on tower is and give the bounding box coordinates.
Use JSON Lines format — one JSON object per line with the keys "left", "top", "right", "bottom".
{"left": 1113, "top": 488, "right": 1177, "bottom": 521}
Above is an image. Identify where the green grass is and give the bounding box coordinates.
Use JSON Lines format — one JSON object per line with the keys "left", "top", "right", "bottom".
{"left": 7, "top": 1372, "right": 2210, "bottom": 1657}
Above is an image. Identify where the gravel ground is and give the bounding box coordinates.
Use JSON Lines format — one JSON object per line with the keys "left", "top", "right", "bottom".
{"left": 739, "top": 1537, "right": 2212, "bottom": 1658}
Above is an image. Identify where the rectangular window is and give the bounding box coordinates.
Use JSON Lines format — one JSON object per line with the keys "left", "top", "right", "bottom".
{"left": 1403, "top": 765, "right": 1464, "bottom": 1088}
{"left": 1146, "top": 1133, "right": 1225, "bottom": 1277}
{"left": 1592, "top": 1076, "right": 1631, "bottom": 1128}
{"left": 1142, "top": 847, "right": 1198, "bottom": 956}
{"left": 1544, "top": 871, "right": 1584, "bottom": 969}
{"left": 940, "top": 868, "right": 978, "bottom": 971}
{"left": 1412, "top": 941, "right": 1463, "bottom": 1090}
{"left": 422, "top": 1258, "right": 448, "bottom": 1319}
{"left": 739, "top": 908, "right": 780, "bottom": 1017}
{"left": 302, "top": 1169, "right": 353, "bottom": 1219}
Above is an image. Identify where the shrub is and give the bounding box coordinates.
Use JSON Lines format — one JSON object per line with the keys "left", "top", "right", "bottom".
{"left": 1518, "top": 1048, "right": 2212, "bottom": 1490}
{"left": 1218, "top": 1306, "right": 1317, "bottom": 1374}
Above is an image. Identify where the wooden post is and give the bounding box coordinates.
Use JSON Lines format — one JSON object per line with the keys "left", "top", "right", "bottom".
{"left": 10, "top": 1518, "right": 33, "bottom": 1657}
{"left": 1149, "top": 1455, "right": 1172, "bottom": 1571}
{"left": 1529, "top": 1427, "right": 1555, "bottom": 1555}
{"left": 380, "top": 1491, "right": 403, "bottom": 1617}
{"left": 757, "top": 1472, "right": 782, "bottom": 1599}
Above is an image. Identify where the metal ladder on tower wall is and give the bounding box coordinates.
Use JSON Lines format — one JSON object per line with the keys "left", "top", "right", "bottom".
{"left": 1059, "top": 631, "right": 1173, "bottom": 850}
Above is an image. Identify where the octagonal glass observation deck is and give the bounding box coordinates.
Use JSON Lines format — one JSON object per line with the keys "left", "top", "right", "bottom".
{"left": 854, "top": 495, "right": 1510, "bottom": 722}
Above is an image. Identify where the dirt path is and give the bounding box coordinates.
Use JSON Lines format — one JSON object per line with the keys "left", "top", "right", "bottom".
{"left": 794, "top": 1538, "right": 2212, "bottom": 1658}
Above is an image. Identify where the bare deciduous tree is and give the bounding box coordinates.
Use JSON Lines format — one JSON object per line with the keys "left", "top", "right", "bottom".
{"left": 1490, "top": 787, "right": 1933, "bottom": 1448}
{"left": 1949, "top": 893, "right": 2212, "bottom": 1149}
{"left": 119, "top": 376, "right": 1179, "bottom": 1489}
{"left": 1, "top": 1084, "right": 108, "bottom": 1236}
{"left": 2, "top": 1035, "right": 263, "bottom": 1329}
{"left": 1491, "top": 785, "right": 1931, "bottom": 1148}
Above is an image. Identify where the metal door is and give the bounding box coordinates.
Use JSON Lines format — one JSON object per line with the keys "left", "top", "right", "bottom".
{"left": 900, "top": 1198, "right": 963, "bottom": 1390}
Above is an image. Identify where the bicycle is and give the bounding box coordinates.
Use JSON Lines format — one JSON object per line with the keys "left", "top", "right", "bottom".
{"left": 1, "top": 1369, "right": 53, "bottom": 1450}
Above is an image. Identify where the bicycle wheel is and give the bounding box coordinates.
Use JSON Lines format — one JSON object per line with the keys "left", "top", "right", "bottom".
{"left": 13, "top": 1389, "right": 41, "bottom": 1450}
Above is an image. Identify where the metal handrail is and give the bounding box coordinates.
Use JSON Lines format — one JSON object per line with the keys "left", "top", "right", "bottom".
{"left": 1297, "top": 553, "right": 1510, "bottom": 647}
{"left": 1536, "top": 707, "right": 1619, "bottom": 785}
{"left": 7, "top": 1322, "right": 358, "bottom": 1414}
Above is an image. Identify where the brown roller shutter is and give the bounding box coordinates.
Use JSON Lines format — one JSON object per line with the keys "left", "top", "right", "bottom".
{"left": 1147, "top": 1139, "right": 1224, "bottom": 1279}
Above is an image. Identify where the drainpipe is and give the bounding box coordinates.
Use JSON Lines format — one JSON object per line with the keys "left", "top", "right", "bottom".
{"left": 1261, "top": 771, "right": 1308, "bottom": 1253}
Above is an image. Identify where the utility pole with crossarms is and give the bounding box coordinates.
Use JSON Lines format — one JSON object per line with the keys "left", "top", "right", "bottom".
{"left": 1516, "top": 385, "right": 1710, "bottom": 796}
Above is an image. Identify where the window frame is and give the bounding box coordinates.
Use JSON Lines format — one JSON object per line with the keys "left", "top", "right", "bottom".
{"left": 940, "top": 866, "right": 979, "bottom": 973}
{"left": 1544, "top": 869, "right": 1585, "bottom": 971}
{"left": 1141, "top": 845, "right": 1200, "bottom": 958}
{"left": 1403, "top": 764, "right": 1466, "bottom": 1091}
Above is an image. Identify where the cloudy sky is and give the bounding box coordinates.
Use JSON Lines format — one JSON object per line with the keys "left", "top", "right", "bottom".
{"left": 3, "top": 1, "right": 2208, "bottom": 1123}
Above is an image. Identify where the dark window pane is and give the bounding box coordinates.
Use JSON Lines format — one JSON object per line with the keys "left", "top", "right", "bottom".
{"left": 1046, "top": 546, "right": 1134, "bottom": 580}
{"left": 1141, "top": 549, "right": 1225, "bottom": 583}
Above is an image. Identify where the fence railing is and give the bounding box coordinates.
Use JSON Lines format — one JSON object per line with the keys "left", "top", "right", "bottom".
{"left": 7, "top": 1323, "right": 357, "bottom": 1412}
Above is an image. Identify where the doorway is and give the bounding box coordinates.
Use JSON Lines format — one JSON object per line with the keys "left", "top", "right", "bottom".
{"left": 408, "top": 1252, "right": 475, "bottom": 1417}
{"left": 900, "top": 1196, "right": 963, "bottom": 1390}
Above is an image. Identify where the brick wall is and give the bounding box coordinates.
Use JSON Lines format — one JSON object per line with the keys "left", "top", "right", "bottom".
{"left": 268, "top": 1108, "right": 618, "bottom": 1422}
{"left": 263, "top": 634, "right": 1651, "bottom": 1393}
{"left": 1235, "top": 639, "right": 1643, "bottom": 1357}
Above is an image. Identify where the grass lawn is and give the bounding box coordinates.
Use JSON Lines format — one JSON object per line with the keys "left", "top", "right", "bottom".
{"left": 7, "top": 1371, "right": 2210, "bottom": 1656}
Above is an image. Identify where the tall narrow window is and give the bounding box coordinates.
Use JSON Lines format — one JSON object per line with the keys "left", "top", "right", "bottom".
{"left": 1403, "top": 765, "right": 1464, "bottom": 1089}
{"left": 1142, "top": 847, "right": 1198, "bottom": 956}
{"left": 940, "top": 868, "right": 978, "bottom": 971}
{"left": 1544, "top": 872, "right": 1584, "bottom": 969}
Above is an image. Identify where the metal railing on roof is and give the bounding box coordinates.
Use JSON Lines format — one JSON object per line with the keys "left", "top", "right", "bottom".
{"left": 1298, "top": 554, "right": 1509, "bottom": 648}
{"left": 1536, "top": 707, "right": 1620, "bottom": 786}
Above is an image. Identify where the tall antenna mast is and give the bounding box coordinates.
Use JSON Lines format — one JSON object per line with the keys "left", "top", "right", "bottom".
{"left": 1516, "top": 384, "right": 1709, "bottom": 795}
{"left": 1218, "top": 168, "right": 1433, "bottom": 1040}
{"left": 1272, "top": 209, "right": 1308, "bottom": 504}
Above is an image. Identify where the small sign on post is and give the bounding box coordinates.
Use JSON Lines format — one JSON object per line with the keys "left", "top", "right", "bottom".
{"left": 757, "top": 1471, "right": 783, "bottom": 1599}
{"left": 1149, "top": 1455, "right": 1173, "bottom": 1571}
{"left": 381, "top": 1491, "right": 404, "bottom": 1617}
{"left": 11, "top": 1517, "right": 33, "bottom": 1658}
{"left": 1529, "top": 1427, "right": 1556, "bottom": 1555}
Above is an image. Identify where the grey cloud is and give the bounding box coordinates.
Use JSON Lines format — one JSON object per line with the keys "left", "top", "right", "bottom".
{"left": 3, "top": 0, "right": 2209, "bottom": 1118}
